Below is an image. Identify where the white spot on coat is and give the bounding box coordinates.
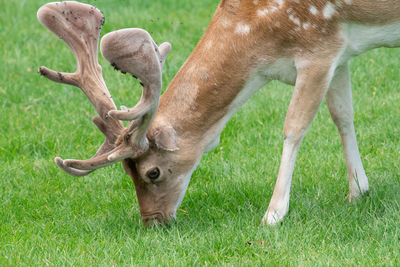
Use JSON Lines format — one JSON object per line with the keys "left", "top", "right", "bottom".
{"left": 309, "top": 5, "right": 318, "bottom": 15}
{"left": 303, "top": 22, "right": 310, "bottom": 30}
{"left": 323, "top": 2, "right": 336, "bottom": 19}
{"left": 235, "top": 23, "right": 250, "bottom": 35}
{"left": 273, "top": 0, "right": 284, "bottom": 8}
{"left": 257, "top": 9, "right": 268, "bottom": 17}
{"left": 344, "top": 0, "right": 352, "bottom": 4}
{"left": 289, "top": 14, "right": 301, "bottom": 26}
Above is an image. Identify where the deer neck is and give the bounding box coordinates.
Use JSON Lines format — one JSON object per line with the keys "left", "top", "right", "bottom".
{"left": 152, "top": 6, "right": 275, "bottom": 152}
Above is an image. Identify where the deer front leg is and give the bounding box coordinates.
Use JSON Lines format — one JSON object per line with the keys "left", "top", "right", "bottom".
{"left": 261, "top": 61, "right": 335, "bottom": 226}
{"left": 326, "top": 63, "right": 369, "bottom": 200}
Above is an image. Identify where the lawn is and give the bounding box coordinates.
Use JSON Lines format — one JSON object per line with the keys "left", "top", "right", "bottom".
{"left": 1, "top": 0, "right": 399, "bottom": 265}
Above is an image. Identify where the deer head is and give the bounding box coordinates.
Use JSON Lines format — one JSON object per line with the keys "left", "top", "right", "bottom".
{"left": 37, "top": 1, "right": 198, "bottom": 225}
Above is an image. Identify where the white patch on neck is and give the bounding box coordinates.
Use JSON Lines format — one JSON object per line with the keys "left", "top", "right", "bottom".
{"left": 235, "top": 23, "right": 250, "bottom": 35}
{"left": 173, "top": 159, "right": 201, "bottom": 214}
{"left": 323, "top": 2, "right": 336, "bottom": 19}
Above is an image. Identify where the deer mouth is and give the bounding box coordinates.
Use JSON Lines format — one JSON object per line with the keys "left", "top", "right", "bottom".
{"left": 141, "top": 211, "right": 174, "bottom": 226}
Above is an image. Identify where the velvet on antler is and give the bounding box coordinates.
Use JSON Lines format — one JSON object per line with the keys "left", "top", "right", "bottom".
{"left": 38, "top": 1, "right": 170, "bottom": 175}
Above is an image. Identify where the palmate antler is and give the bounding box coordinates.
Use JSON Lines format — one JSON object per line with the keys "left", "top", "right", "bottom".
{"left": 38, "top": 1, "right": 170, "bottom": 175}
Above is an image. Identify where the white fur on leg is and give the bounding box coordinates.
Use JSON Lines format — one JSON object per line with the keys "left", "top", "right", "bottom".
{"left": 326, "top": 64, "right": 369, "bottom": 201}
{"left": 346, "top": 137, "right": 369, "bottom": 199}
{"left": 342, "top": 126, "right": 369, "bottom": 200}
{"left": 261, "top": 138, "right": 301, "bottom": 226}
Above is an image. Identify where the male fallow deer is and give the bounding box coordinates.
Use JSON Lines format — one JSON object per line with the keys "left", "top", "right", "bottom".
{"left": 37, "top": 0, "right": 400, "bottom": 225}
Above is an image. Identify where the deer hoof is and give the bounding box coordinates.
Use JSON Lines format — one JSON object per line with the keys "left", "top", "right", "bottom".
{"left": 261, "top": 207, "right": 288, "bottom": 226}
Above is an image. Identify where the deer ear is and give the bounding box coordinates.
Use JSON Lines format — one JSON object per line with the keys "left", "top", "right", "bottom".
{"left": 149, "top": 125, "right": 179, "bottom": 152}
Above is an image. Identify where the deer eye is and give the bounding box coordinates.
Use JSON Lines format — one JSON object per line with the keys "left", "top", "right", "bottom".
{"left": 146, "top": 167, "right": 160, "bottom": 180}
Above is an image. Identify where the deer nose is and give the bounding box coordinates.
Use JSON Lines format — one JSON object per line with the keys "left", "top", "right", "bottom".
{"left": 141, "top": 212, "right": 174, "bottom": 227}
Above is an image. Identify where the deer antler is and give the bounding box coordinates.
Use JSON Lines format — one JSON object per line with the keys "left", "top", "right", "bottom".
{"left": 100, "top": 29, "right": 171, "bottom": 156}
{"left": 38, "top": 1, "right": 124, "bottom": 175}
{"left": 38, "top": 2, "right": 170, "bottom": 174}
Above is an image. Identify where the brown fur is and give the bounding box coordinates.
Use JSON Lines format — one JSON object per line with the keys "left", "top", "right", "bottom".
{"left": 132, "top": 0, "right": 400, "bottom": 224}
{"left": 39, "top": 1, "right": 400, "bottom": 225}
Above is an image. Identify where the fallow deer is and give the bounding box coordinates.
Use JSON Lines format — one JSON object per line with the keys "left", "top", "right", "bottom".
{"left": 37, "top": 0, "right": 400, "bottom": 225}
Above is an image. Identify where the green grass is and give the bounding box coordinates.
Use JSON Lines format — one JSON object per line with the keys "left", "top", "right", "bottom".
{"left": 1, "top": 0, "right": 400, "bottom": 265}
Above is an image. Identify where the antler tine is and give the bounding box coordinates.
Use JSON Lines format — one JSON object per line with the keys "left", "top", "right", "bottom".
{"left": 100, "top": 29, "right": 171, "bottom": 155}
{"left": 54, "top": 116, "right": 118, "bottom": 176}
{"left": 55, "top": 157, "right": 93, "bottom": 176}
{"left": 38, "top": 2, "right": 126, "bottom": 175}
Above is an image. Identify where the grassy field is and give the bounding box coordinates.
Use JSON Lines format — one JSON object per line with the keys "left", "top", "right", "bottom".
{"left": 1, "top": 0, "right": 400, "bottom": 265}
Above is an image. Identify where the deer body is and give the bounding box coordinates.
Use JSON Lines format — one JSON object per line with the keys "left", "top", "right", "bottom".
{"left": 148, "top": 0, "right": 400, "bottom": 224}
{"left": 38, "top": 0, "right": 400, "bottom": 225}
{"left": 156, "top": 0, "right": 400, "bottom": 152}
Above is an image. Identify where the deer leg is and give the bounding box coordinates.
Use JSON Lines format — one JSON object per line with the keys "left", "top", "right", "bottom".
{"left": 326, "top": 63, "right": 369, "bottom": 200}
{"left": 261, "top": 61, "right": 335, "bottom": 226}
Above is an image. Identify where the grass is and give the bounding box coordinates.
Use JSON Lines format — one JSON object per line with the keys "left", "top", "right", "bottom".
{"left": 1, "top": 0, "right": 400, "bottom": 265}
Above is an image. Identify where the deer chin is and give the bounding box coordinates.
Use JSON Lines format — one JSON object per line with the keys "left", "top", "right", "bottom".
{"left": 141, "top": 211, "right": 176, "bottom": 226}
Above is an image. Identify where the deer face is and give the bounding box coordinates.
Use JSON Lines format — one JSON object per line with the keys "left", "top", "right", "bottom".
{"left": 123, "top": 143, "right": 200, "bottom": 225}
{"left": 123, "top": 122, "right": 202, "bottom": 225}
